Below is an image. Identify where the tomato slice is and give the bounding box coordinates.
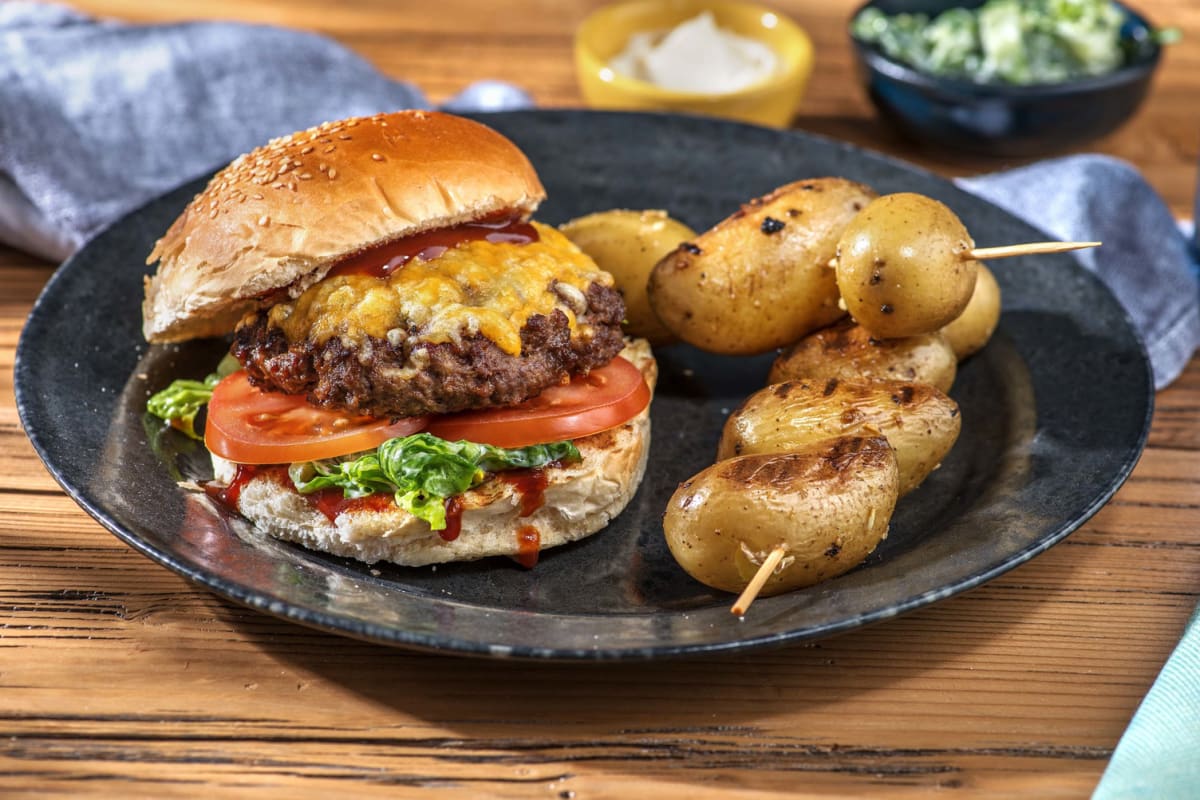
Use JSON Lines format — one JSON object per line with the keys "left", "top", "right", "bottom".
{"left": 206, "top": 371, "right": 429, "bottom": 464}
{"left": 426, "top": 357, "right": 651, "bottom": 448}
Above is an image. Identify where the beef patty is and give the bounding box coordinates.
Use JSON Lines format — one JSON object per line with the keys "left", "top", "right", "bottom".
{"left": 232, "top": 281, "right": 626, "bottom": 418}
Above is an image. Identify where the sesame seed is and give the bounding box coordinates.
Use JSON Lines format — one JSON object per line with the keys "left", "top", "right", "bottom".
{"left": 300, "top": 146, "right": 314, "bottom": 154}
{"left": 299, "top": 173, "right": 312, "bottom": 180}
{"left": 317, "top": 163, "right": 327, "bottom": 172}
{"left": 209, "top": 209, "right": 218, "bottom": 219}
{"left": 327, "top": 168, "right": 338, "bottom": 179}
{"left": 323, "top": 145, "right": 336, "bottom": 153}
{"left": 371, "top": 153, "right": 384, "bottom": 161}
{"left": 258, "top": 215, "right": 270, "bottom": 226}
{"left": 338, "top": 134, "right": 352, "bottom": 140}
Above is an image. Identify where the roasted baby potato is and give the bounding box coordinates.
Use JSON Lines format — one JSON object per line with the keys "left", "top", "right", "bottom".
{"left": 836, "top": 193, "right": 978, "bottom": 338}
{"left": 941, "top": 264, "right": 1001, "bottom": 360}
{"left": 718, "top": 377, "right": 961, "bottom": 495}
{"left": 769, "top": 319, "right": 957, "bottom": 393}
{"left": 648, "top": 178, "right": 878, "bottom": 355}
{"left": 559, "top": 209, "right": 696, "bottom": 346}
{"left": 663, "top": 436, "right": 899, "bottom": 595}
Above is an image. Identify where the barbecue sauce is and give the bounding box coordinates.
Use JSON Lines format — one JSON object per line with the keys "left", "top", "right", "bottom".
{"left": 515, "top": 525, "right": 541, "bottom": 569}
{"left": 206, "top": 460, "right": 552, "bottom": 569}
{"left": 500, "top": 468, "right": 550, "bottom": 518}
{"left": 326, "top": 216, "right": 539, "bottom": 280}
{"left": 311, "top": 490, "right": 395, "bottom": 523}
{"left": 499, "top": 468, "right": 549, "bottom": 568}
{"left": 204, "top": 463, "right": 272, "bottom": 508}
{"left": 441, "top": 496, "right": 464, "bottom": 542}
{"left": 206, "top": 465, "right": 395, "bottom": 524}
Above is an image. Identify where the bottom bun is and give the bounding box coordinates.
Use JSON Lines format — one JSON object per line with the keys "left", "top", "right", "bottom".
{"left": 212, "top": 339, "right": 655, "bottom": 567}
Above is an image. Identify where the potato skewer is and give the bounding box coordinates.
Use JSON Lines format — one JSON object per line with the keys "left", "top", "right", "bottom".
{"left": 967, "top": 240, "right": 1100, "bottom": 260}
{"left": 648, "top": 178, "right": 878, "bottom": 355}
{"left": 647, "top": 184, "right": 1095, "bottom": 615}
{"left": 731, "top": 544, "right": 788, "bottom": 616}
{"left": 836, "top": 193, "right": 1102, "bottom": 339}
{"left": 663, "top": 436, "right": 899, "bottom": 601}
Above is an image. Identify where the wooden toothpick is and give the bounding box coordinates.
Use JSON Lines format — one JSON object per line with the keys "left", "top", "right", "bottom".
{"left": 731, "top": 544, "right": 788, "bottom": 617}
{"left": 967, "top": 241, "right": 1101, "bottom": 260}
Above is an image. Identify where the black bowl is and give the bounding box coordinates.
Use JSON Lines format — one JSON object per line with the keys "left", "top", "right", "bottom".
{"left": 849, "top": 0, "right": 1162, "bottom": 156}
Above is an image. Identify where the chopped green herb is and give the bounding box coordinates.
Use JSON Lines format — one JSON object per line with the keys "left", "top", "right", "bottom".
{"left": 852, "top": 0, "right": 1175, "bottom": 85}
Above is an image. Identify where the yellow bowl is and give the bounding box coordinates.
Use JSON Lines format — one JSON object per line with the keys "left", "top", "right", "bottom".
{"left": 575, "top": 0, "right": 814, "bottom": 128}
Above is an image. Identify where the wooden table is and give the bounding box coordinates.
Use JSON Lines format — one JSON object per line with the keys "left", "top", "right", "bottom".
{"left": 3, "top": 1, "right": 1197, "bottom": 796}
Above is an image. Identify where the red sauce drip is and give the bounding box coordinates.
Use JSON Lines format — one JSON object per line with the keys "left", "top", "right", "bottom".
{"left": 204, "top": 463, "right": 264, "bottom": 509}
{"left": 325, "top": 215, "right": 539, "bottom": 279}
{"left": 515, "top": 525, "right": 541, "bottom": 569}
{"left": 500, "top": 468, "right": 549, "bottom": 517}
{"left": 205, "top": 465, "right": 404, "bottom": 524}
{"left": 308, "top": 490, "right": 395, "bottom": 523}
{"left": 441, "top": 496, "right": 464, "bottom": 542}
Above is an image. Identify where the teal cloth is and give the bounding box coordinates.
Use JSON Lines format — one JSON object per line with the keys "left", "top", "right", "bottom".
{"left": 1093, "top": 604, "right": 1200, "bottom": 798}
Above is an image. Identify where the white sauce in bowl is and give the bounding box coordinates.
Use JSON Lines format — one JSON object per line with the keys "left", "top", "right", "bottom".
{"left": 608, "top": 12, "right": 778, "bottom": 94}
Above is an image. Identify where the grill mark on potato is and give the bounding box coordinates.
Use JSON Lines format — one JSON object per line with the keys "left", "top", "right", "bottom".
{"left": 825, "top": 436, "right": 891, "bottom": 474}
{"left": 717, "top": 437, "right": 890, "bottom": 489}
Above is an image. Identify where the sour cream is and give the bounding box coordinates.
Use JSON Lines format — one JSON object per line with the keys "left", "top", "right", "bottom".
{"left": 608, "top": 12, "right": 778, "bottom": 94}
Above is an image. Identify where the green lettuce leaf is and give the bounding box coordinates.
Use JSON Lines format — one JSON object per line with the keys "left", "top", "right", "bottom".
{"left": 145, "top": 354, "right": 240, "bottom": 439}
{"left": 289, "top": 433, "right": 580, "bottom": 530}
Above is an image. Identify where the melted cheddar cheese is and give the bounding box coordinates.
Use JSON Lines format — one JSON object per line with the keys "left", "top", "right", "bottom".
{"left": 267, "top": 223, "right": 611, "bottom": 356}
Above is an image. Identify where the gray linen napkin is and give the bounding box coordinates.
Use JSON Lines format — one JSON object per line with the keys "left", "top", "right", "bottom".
{"left": 959, "top": 158, "right": 1200, "bottom": 389}
{"left": 0, "top": 3, "right": 529, "bottom": 260}
{"left": 2, "top": 3, "right": 1196, "bottom": 388}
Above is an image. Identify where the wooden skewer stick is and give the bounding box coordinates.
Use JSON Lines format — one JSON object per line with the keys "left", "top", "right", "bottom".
{"left": 967, "top": 241, "right": 1100, "bottom": 260}
{"left": 731, "top": 544, "right": 788, "bottom": 617}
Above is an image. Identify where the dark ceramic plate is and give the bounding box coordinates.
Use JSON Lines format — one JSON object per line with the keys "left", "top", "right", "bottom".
{"left": 15, "top": 111, "right": 1153, "bottom": 659}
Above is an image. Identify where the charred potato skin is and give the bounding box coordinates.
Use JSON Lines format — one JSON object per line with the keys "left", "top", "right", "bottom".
{"left": 941, "top": 264, "right": 1001, "bottom": 360}
{"left": 647, "top": 178, "right": 878, "bottom": 355}
{"left": 559, "top": 209, "right": 696, "bottom": 346}
{"left": 769, "top": 319, "right": 957, "bottom": 393}
{"left": 718, "top": 378, "right": 961, "bottom": 495}
{"left": 663, "top": 436, "right": 899, "bottom": 595}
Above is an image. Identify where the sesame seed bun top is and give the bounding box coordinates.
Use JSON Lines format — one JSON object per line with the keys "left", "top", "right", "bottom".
{"left": 141, "top": 111, "right": 547, "bottom": 343}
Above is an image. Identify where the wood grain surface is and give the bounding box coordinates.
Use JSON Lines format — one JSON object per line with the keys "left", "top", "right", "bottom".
{"left": 3, "top": 1, "right": 1199, "bottom": 797}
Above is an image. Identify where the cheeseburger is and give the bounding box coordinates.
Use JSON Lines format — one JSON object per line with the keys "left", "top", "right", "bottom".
{"left": 143, "top": 111, "right": 654, "bottom": 567}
